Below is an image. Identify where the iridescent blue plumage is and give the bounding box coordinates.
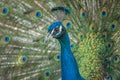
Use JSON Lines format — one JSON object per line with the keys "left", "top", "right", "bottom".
{"left": 48, "top": 21, "right": 84, "bottom": 80}
{"left": 48, "top": 22, "right": 62, "bottom": 32}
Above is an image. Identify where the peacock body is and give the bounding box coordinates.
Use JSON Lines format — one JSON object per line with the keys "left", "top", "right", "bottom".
{"left": 0, "top": 0, "right": 120, "bottom": 80}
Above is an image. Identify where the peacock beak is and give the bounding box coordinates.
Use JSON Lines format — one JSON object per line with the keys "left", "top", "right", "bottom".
{"left": 43, "top": 29, "right": 54, "bottom": 43}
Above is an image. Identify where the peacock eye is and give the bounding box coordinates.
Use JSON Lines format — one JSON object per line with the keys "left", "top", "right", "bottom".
{"left": 4, "top": 36, "right": 10, "bottom": 42}
{"left": 104, "top": 75, "right": 112, "bottom": 80}
{"left": 113, "top": 55, "right": 119, "bottom": 63}
{"left": 2, "top": 7, "right": 8, "bottom": 14}
{"left": 45, "top": 71, "right": 51, "bottom": 77}
{"left": 54, "top": 27, "right": 59, "bottom": 32}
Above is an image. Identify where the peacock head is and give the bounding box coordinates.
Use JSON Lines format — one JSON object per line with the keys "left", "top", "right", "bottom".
{"left": 44, "top": 21, "right": 66, "bottom": 43}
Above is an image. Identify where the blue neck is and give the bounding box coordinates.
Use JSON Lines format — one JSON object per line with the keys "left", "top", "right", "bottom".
{"left": 58, "top": 32, "right": 84, "bottom": 80}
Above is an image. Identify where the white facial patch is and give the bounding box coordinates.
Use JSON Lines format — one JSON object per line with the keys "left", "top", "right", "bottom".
{"left": 56, "top": 26, "right": 62, "bottom": 36}
{"left": 43, "top": 26, "right": 62, "bottom": 43}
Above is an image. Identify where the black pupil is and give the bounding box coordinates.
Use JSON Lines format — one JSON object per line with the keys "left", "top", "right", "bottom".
{"left": 55, "top": 28, "right": 59, "bottom": 32}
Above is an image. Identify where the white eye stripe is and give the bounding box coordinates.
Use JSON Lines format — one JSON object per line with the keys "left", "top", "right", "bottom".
{"left": 59, "top": 26, "right": 62, "bottom": 32}
{"left": 51, "top": 28, "right": 54, "bottom": 35}
{"left": 56, "top": 26, "right": 62, "bottom": 36}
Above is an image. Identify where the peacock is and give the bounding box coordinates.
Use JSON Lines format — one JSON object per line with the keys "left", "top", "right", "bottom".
{"left": 0, "top": 0, "right": 120, "bottom": 80}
